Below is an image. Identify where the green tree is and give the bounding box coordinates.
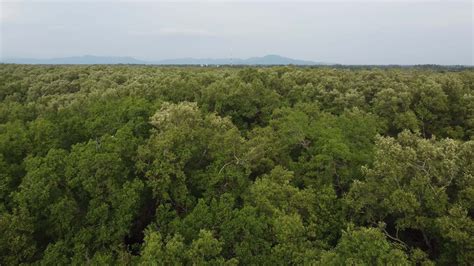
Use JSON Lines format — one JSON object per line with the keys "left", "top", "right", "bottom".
{"left": 319, "top": 227, "right": 410, "bottom": 265}
{"left": 346, "top": 131, "right": 473, "bottom": 262}
{"left": 137, "top": 102, "right": 249, "bottom": 213}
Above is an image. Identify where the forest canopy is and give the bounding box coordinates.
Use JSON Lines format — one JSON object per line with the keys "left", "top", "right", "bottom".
{"left": 0, "top": 64, "right": 473, "bottom": 265}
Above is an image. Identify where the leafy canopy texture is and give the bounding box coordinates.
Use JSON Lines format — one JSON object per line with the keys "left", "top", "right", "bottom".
{"left": 0, "top": 65, "right": 472, "bottom": 265}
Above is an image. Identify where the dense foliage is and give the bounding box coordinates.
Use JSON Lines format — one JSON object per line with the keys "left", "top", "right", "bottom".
{"left": 0, "top": 64, "right": 472, "bottom": 265}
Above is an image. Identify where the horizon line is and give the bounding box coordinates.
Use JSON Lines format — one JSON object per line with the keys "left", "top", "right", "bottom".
{"left": 1, "top": 54, "right": 472, "bottom": 67}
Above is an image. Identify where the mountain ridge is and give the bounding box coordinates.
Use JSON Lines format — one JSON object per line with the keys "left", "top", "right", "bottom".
{"left": 1, "top": 54, "right": 328, "bottom": 65}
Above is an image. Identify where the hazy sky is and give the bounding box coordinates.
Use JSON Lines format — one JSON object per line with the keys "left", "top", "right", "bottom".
{"left": 1, "top": 0, "right": 472, "bottom": 65}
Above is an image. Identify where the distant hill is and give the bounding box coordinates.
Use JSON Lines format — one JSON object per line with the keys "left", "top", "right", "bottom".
{"left": 1, "top": 54, "right": 327, "bottom": 65}
{"left": 154, "top": 55, "right": 324, "bottom": 65}
{"left": 1, "top": 55, "right": 146, "bottom": 65}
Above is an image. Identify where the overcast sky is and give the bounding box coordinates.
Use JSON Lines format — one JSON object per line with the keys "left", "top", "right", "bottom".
{"left": 1, "top": 0, "right": 472, "bottom": 65}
